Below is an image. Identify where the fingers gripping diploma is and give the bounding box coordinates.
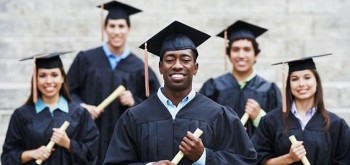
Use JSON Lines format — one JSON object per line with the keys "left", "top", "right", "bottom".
{"left": 179, "top": 131, "right": 204, "bottom": 162}
{"left": 245, "top": 98, "right": 261, "bottom": 120}
{"left": 119, "top": 90, "right": 135, "bottom": 107}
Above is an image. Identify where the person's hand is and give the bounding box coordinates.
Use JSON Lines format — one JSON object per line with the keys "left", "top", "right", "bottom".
{"left": 51, "top": 128, "right": 71, "bottom": 150}
{"left": 245, "top": 98, "right": 261, "bottom": 120}
{"left": 179, "top": 131, "right": 204, "bottom": 162}
{"left": 288, "top": 141, "right": 306, "bottom": 163}
{"left": 30, "top": 146, "right": 52, "bottom": 161}
{"left": 119, "top": 90, "right": 135, "bottom": 107}
{"left": 80, "top": 103, "right": 101, "bottom": 120}
{"left": 152, "top": 160, "right": 175, "bottom": 165}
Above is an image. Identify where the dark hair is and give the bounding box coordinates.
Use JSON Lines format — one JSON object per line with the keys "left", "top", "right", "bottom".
{"left": 226, "top": 38, "right": 261, "bottom": 56}
{"left": 104, "top": 18, "right": 130, "bottom": 28}
{"left": 283, "top": 69, "right": 330, "bottom": 132}
{"left": 25, "top": 67, "right": 72, "bottom": 105}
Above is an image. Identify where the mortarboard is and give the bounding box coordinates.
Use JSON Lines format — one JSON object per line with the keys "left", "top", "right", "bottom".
{"left": 20, "top": 51, "right": 73, "bottom": 103}
{"left": 98, "top": 1, "right": 141, "bottom": 21}
{"left": 20, "top": 51, "right": 72, "bottom": 69}
{"left": 217, "top": 20, "right": 267, "bottom": 41}
{"left": 139, "top": 21, "right": 211, "bottom": 58}
{"left": 272, "top": 53, "right": 332, "bottom": 113}
{"left": 138, "top": 21, "right": 210, "bottom": 97}
{"left": 272, "top": 53, "right": 332, "bottom": 74}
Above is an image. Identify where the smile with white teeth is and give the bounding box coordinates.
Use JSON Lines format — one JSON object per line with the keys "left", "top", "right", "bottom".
{"left": 171, "top": 74, "right": 185, "bottom": 79}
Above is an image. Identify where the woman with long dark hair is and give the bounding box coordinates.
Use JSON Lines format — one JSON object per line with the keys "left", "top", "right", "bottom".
{"left": 252, "top": 54, "right": 350, "bottom": 164}
{"left": 1, "top": 52, "right": 99, "bottom": 165}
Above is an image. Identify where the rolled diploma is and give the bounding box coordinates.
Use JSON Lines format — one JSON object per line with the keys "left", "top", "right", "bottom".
{"left": 171, "top": 128, "right": 203, "bottom": 164}
{"left": 241, "top": 113, "right": 249, "bottom": 125}
{"left": 96, "top": 85, "right": 126, "bottom": 111}
{"left": 289, "top": 135, "right": 310, "bottom": 165}
{"left": 35, "top": 121, "right": 70, "bottom": 165}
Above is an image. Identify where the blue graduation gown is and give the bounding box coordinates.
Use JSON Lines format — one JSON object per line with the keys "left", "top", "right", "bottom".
{"left": 251, "top": 108, "right": 350, "bottom": 165}
{"left": 67, "top": 46, "right": 160, "bottom": 164}
{"left": 1, "top": 102, "right": 99, "bottom": 165}
{"left": 104, "top": 93, "right": 257, "bottom": 165}
{"left": 199, "top": 72, "right": 282, "bottom": 137}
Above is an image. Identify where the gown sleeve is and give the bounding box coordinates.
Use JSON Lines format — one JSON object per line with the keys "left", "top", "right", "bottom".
{"left": 330, "top": 117, "right": 350, "bottom": 164}
{"left": 266, "top": 83, "right": 282, "bottom": 111}
{"left": 132, "top": 67, "right": 160, "bottom": 105}
{"left": 251, "top": 114, "right": 276, "bottom": 164}
{"left": 1, "top": 110, "right": 25, "bottom": 165}
{"left": 67, "top": 51, "right": 87, "bottom": 104}
{"left": 199, "top": 78, "right": 216, "bottom": 100}
{"left": 69, "top": 109, "right": 100, "bottom": 165}
{"left": 103, "top": 110, "right": 141, "bottom": 165}
{"left": 205, "top": 106, "right": 257, "bottom": 165}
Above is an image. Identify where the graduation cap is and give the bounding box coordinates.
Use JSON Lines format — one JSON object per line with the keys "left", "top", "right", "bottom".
{"left": 272, "top": 53, "right": 332, "bottom": 73}
{"left": 217, "top": 20, "right": 267, "bottom": 41}
{"left": 20, "top": 51, "right": 73, "bottom": 103}
{"left": 138, "top": 21, "right": 210, "bottom": 96}
{"left": 272, "top": 53, "right": 332, "bottom": 113}
{"left": 139, "top": 21, "right": 211, "bottom": 57}
{"left": 98, "top": 1, "right": 141, "bottom": 21}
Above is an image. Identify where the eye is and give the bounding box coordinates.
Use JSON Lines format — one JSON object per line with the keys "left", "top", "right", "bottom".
{"left": 231, "top": 47, "right": 239, "bottom": 52}
{"left": 290, "top": 77, "right": 299, "bottom": 81}
{"left": 243, "top": 47, "right": 252, "bottom": 52}
{"left": 38, "top": 74, "right": 46, "bottom": 78}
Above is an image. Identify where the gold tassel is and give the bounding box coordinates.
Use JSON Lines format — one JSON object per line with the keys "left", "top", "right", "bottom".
{"left": 224, "top": 28, "right": 228, "bottom": 72}
{"left": 32, "top": 57, "right": 38, "bottom": 103}
{"left": 282, "top": 63, "right": 287, "bottom": 113}
{"left": 144, "top": 43, "right": 150, "bottom": 97}
{"left": 100, "top": 0, "right": 104, "bottom": 42}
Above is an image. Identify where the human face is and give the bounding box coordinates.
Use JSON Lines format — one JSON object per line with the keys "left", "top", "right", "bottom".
{"left": 159, "top": 49, "right": 198, "bottom": 92}
{"left": 289, "top": 70, "right": 317, "bottom": 102}
{"left": 105, "top": 19, "right": 130, "bottom": 51}
{"left": 37, "top": 68, "right": 64, "bottom": 101}
{"left": 229, "top": 39, "right": 257, "bottom": 75}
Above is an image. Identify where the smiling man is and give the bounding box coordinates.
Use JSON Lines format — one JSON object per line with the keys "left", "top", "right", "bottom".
{"left": 103, "top": 21, "right": 257, "bottom": 165}
{"left": 199, "top": 20, "right": 282, "bottom": 137}
{"left": 67, "top": 1, "right": 160, "bottom": 164}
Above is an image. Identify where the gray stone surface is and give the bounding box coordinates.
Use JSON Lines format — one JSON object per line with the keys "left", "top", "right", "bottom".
{"left": 1, "top": 0, "right": 350, "bottom": 161}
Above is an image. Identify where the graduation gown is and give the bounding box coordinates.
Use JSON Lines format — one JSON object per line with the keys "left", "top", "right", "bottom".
{"left": 1, "top": 102, "right": 99, "bottom": 165}
{"left": 251, "top": 108, "right": 350, "bottom": 165}
{"left": 199, "top": 72, "right": 282, "bottom": 137}
{"left": 103, "top": 93, "right": 257, "bottom": 165}
{"left": 67, "top": 46, "right": 160, "bottom": 164}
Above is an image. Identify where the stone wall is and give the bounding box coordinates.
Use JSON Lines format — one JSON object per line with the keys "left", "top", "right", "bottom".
{"left": 1, "top": 0, "right": 350, "bottom": 157}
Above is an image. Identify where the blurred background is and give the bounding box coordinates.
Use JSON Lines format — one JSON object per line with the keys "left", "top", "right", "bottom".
{"left": 1, "top": 0, "right": 350, "bottom": 156}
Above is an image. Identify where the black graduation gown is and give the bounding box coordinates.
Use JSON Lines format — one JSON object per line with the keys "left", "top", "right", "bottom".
{"left": 1, "top": 102, "right": 99, "bottom": 165}
{"left": 251, "top": 108, "right": 350, "bottom": 165}
{"left": 199, "top": 72, "right": 282, "bottom": 137}
{"left": 103, "top": 93, "right": 257, "bottom": 165}
{"left": 67, "top": 46, "right": 160, "bottom": 164}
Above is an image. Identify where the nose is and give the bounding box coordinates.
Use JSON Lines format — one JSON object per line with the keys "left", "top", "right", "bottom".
{"left": 237, "top": 50, "right": 245, "bottom": 57}
{"left": 298, "top": 80, "right": 304, "bottom": 87}
{"left": 45, "top": 76, "right": 53, "bottom": 83}
{"left": 173, "top": 59, "right": 183, "bottom": 70}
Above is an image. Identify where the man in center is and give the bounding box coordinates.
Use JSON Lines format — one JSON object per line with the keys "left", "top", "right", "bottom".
{"left": 103, "top": 21, "right": 257, "bottom": 165}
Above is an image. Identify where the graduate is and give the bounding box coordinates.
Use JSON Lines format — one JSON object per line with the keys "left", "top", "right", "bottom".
{"left": 199, "top": 20, "right": 282, "bottom": 137}
{"left": 1, "top": 51, "right": 99, "bottom": 165}
{"left": 103, "top": 21, "right": 257, "bottom": 165}
{"left": 67, "top": 1, "right": 160, "bottom": 164}
{"left": 251, "top": 54, "right": 350, "bottom": 164}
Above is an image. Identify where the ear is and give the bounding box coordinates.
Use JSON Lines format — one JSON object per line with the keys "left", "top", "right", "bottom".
{"left": 254, "top": 53, "right": 259, "bottom": 64}
{"left": 193, "top": 63, "right": 198, "bottom": 75}
{"left": 158, "top": 62, "right": 163, "bottom": 75}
